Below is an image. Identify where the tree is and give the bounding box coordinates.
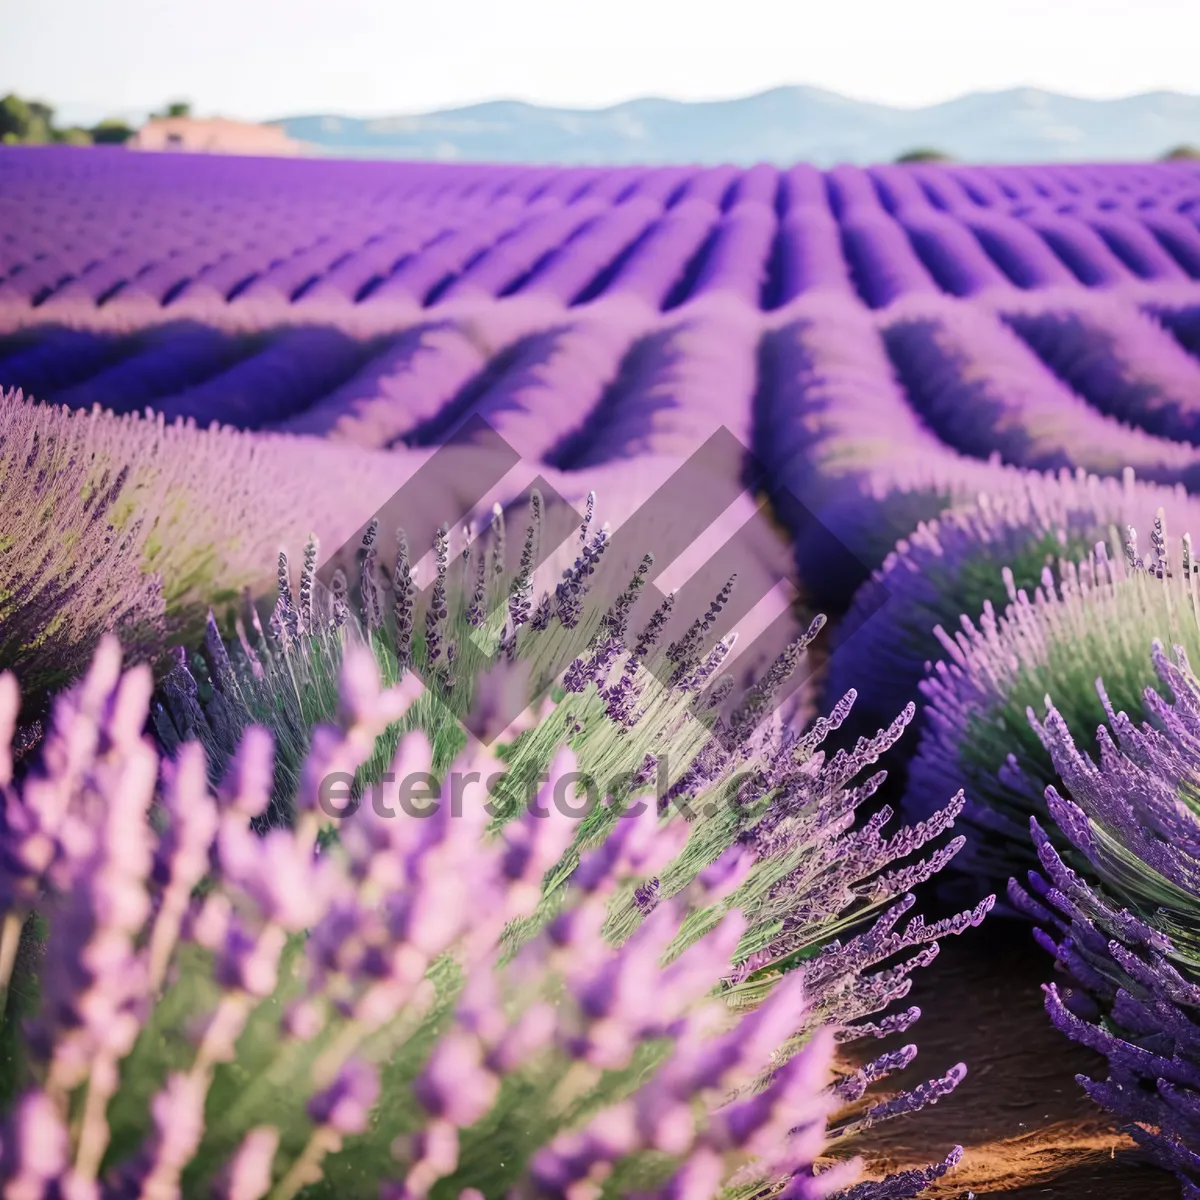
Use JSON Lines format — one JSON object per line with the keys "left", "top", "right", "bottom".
{"left": 895, "top": 147, "right": 955, "bottom": 164}
{"left": 0, "top": 93, "right": 81, "bottom": 145}
{"left": 0, "top": 92, "right": 136, "bottom": 149}
{"left": 0, "top": 94, "right": 28, "bottom": 140}
{"left": 160, "top": 100, "right": 192, "bottom": 119}
{"left": 90, "top": 119, "right": 136, "bottom": 145}
{"left": 0, "top": 93, "right": 54, "bottom": 143}
{"left": 23, "top": 100, "right": 54, "bottom": 143}
{"left": 1161, "top": 144, "right": 1200, "bottom": 161}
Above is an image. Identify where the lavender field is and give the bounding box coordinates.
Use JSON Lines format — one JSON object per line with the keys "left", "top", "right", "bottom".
{"left": 3, "top": 143, "right": 1200, "bottom": 1199}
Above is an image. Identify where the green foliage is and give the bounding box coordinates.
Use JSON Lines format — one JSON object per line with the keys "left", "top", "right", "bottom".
{"left": 0, "top": 94, "right": 55, "bottom": 144}
{"left": 0, "top": 93, "right": 129, "bottom": 147}
{"left": 90, "top": 119, "right": 135, "bottom": 145}
{"left": 894, "top": 148, "right": 955, "bottom": 164}
{"left": 1161, "top": 144, "right": 1200, "bottom": 161}
{"left": 0, "top": 93, "right": 185, "bottom": 147}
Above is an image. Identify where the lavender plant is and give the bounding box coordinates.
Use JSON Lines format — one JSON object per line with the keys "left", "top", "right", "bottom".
{"left": 0, "top": 634, "right": 974, "bottom": 1199}
{"left": 906, "top": 509, "right": 1200, "bottom": 881}
{"left": 152, "top": 491, "right": 775, "bottom": 819}
{"left": 1010, "top": 642, "right": 1200, "bottom": 1195}
{"left": 0, "top": 443, "right": 166, "bottom": 707}
{"left": 825, "top": 471, "right": 1129, "bottom": 743}
{"left": 0, "top": 384, "right": 451, "bottom": 711}
{"left": 132, "top": 492, "right": 985, "bottom": 1192}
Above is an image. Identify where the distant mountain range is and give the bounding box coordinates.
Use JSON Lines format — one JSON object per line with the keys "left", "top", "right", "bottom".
{"left": 270, "top": 86, "right": 1200, "bottom": 166}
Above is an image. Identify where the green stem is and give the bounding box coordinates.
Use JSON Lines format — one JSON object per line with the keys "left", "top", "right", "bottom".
{"left": 72, "top": 1053, "right": 119, "bottom": 1181}
{"left": 269, "top": 1126, "right": 342, "bottom": 1200}
{"left": 0, "top": 910, "right": 24, "bottom": 1024}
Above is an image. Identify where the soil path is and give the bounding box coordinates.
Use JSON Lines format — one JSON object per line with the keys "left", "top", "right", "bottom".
{"left": 835, "top": 918, "right": 1177, "bottom": 1197}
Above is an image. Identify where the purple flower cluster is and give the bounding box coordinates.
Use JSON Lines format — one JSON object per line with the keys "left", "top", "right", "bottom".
{"left": 905, "top": 510, "right": 1200, "bottom": 881}
{"left": 0, "top": 636, "right": 971, "bottom": 1199}
{"left": 1012, "top": 641, "right": 1200, "bottom": 1195}
{"left": 0, "top": 392, "right": 166, "bottom": 709}
{"left": 0, "top": 384, "right": 440, "bottom": 643}
{"left": 827, "top": 466, "right": 1200, "bottom": 745}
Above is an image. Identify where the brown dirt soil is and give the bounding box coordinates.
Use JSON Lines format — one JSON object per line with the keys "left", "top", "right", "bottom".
{"left": 825, "top": 917, "right": 1178, "bottom": 1198}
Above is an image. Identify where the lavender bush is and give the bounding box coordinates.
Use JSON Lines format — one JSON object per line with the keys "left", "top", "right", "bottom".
{"left": 826, "top": 468, "right": 1200, "bottom": 746}
{"left": 0, "top": 607, "right": 975, "bottom": 1196}
{"left": 881, "top": 296, "right": 1200, "bottom": 486}
{"left": 907, "top": 511, "right": 1200, "bottom": 881}
{"left": 153, "top": 489, "right": 792, "bottom": 800}
{"left": 1011, "top": 641, "right": 1200, "bottom": 1196}
{"left": 1002, "top": 294, "right": 1200, "bottom": 445}
{"left": 0, "top": 385, "right": 508, "bottom": 705}
{"left": 0, "top": 387, "right": 375, "bottom": 631}
{"left": 0, "top": 421, "right": 165, "bottom": 703}
{"left": 135, "top": 494, "right": 987, "bottom": 1195}
{"left": 752, "top": 294, "right": 1021, "bottom": 606}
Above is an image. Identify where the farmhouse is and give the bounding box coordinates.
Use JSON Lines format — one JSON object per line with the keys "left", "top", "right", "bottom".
{"left": 128, "top": 116, "right": 303, "bottom": 156}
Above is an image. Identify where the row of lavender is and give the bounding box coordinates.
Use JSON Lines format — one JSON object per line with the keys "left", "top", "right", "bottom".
{"left": 3, "top": 288, "right": 1200, "bottom": 513}
{"left": 2, "top": 151, "right": 1200, "bottom": 323}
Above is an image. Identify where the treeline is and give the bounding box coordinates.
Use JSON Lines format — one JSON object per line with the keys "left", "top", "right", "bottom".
{"left": 893, "top": 145, "right": 1200, "bottom": 164}
{"left": 0, "top": 96, "right": 192, "bottom": 147}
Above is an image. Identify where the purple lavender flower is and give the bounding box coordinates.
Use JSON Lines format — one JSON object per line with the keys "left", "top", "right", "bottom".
{"left": 489, "top": 502, "right": 506, "bottom": 585}
{"left": 466, "top": 539, "right": 489, "bottom": 629}
{"left": 393, "top": 529, "right": 416, "bottom": 669}
{"left": 359, "top": 518, "right": 384, "bottom": 634}
{"left": 1020, "top": 641, "right": 1200, "bottom": 1193}
{"left": 507, "top": 490, "right": 542, "bottom": 631}
{"left": 666, "top": 572, "right": 736, "bottom": 686}
{"left": 424, "top": 525, "right": 450, "bottom": 673}
{"left": 308, "top": 1058, "right": 381, "bottom": 1135}
{"left": 554, "top": 526, "right": 611, "bottom": 630}
{"left": 907, "top": 511, "right": 1200, "bottom": 881}
{"left": 827, "top": 467, "right": 1196, "bottom": 747}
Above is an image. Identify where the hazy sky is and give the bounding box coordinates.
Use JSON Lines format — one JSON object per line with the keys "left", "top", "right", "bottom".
{"left": 3, "top": 0, "right": 1199, "bottom": 122}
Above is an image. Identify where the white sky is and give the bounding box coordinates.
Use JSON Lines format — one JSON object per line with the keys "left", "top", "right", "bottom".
{"left": 3, "top": 0, "right": 1198, "bottom": 122}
